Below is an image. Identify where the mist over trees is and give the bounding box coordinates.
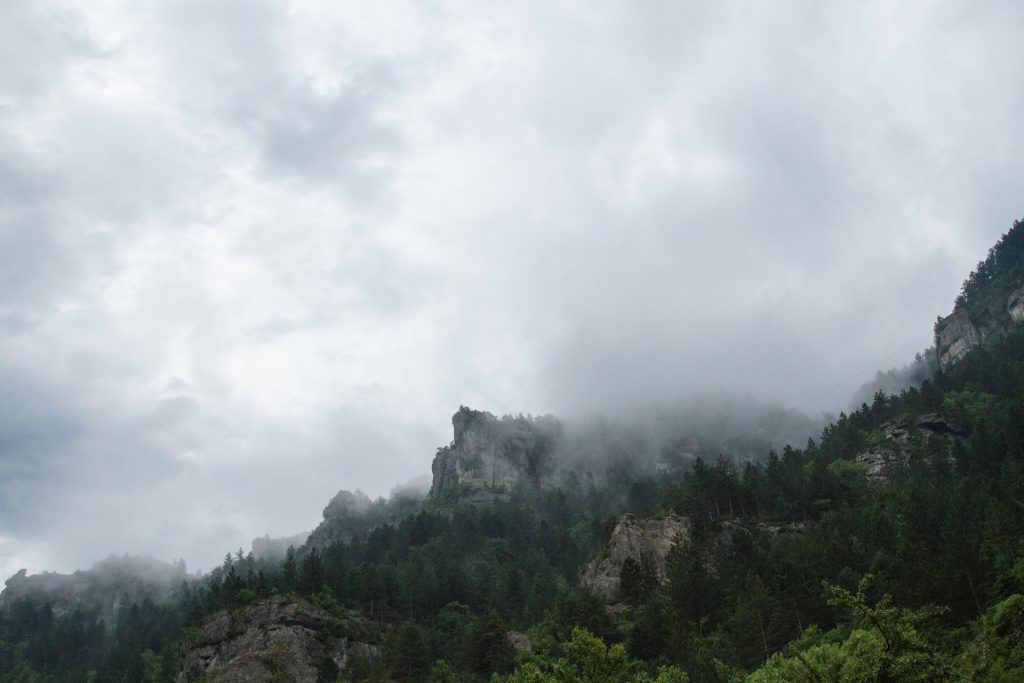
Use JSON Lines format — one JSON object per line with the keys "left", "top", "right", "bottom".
{"left": 544, "top": 393, "right": 829, "bottom": 482}
{"left": 847, "top": 348, "right": 938, "bottom": 410}
{"left": 5, "top": 221, "right": 1024, "bottom": 681}
{"left": 4, "top": 348, "right": 1024, "bottom": 681}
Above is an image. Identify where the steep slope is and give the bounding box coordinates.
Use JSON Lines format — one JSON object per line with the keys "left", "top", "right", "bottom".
{"left": 7, "top": 217, "right": 1024, "bottom": 683}
{"left": 934, "top": 219, "right": 1024, "bottom": 368}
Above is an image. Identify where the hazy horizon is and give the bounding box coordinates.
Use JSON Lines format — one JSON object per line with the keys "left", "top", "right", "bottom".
{"left": 3, "top": 1, "right": 1023, "bottom": 579}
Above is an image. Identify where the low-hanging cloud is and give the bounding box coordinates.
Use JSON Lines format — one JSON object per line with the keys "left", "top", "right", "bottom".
{"left": 2, "top": 0, "right": 1024, "bottom": 578}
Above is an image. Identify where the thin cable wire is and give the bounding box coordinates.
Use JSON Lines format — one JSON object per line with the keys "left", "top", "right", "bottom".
{"left": 798, "top": 334, "right": 933, "bottom": 409}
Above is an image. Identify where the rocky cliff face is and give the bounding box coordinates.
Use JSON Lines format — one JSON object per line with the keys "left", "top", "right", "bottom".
{"left": 935, "top": 309, "right": 984, "bottom": 369}
{"left": 304, "top": 490, "right": 376, "bottom": 552}
{"left": 854, "top": 413, "right": 961, "bottom": 481}
{"left": 431, "top": 407, "right": 562, "bottom": 494}
{"left": 303, "top": 487, "right": 423, "bottom": 552}
{"left": 934, "top": 258, "right": 1024, "bottom": 370}
{"left": 579, "top": 513, "right": 690, "bottom": 603}
{"left": 176, "top": 596, "right": 377, "bottom": 683}
{"left": 1008, "top": 286, "right": 1024, "bottom": 322}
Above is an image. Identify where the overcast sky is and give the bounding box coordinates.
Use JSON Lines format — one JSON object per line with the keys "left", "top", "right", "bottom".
{"left": 2, "top": 0, "right": 1023, "bottom": 579}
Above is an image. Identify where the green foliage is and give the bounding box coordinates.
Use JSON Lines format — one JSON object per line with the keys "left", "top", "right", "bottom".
{"left": 387, "top": 621, "right": 431, "bottom": 681}
{"left": 427, "top": 659, "right": 461, "bottom": 682}
{"left": 300, "top": 547, "right": 326, "bottom": 595}
{"left": 954, "top": 219, "right": 1024, "bottom": 322}
{"left": 954, "top": 594, "right": 1024, "bottom": 680}
{"left": 501, "top": 627, "right": 688, "bottom": 683}
{"left": 747, "top": 577, "right": 959, "bottom": 682}
{"left": 553, "top": 627, "right": 629, "bottom": 682}
{"left": 0, "top": 592, "right": 186, "bottom": 683}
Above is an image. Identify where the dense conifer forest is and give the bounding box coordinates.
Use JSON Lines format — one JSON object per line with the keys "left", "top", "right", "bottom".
{"left": 4, "top": 221, "right": 1024, "bottom": 681}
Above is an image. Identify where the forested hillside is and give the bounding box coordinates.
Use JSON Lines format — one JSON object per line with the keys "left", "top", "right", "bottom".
{"left": 3, "top": 220, "right": 1024, "bottom": 681}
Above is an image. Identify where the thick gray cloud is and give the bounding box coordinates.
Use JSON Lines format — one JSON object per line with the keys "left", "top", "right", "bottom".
{"left": 2, "top": 0, "right": 1023, "bottom": 578}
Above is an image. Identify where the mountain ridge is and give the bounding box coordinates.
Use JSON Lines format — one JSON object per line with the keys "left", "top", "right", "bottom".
{"left": 5, "top": 217, "right": 1024, "bottom": 682}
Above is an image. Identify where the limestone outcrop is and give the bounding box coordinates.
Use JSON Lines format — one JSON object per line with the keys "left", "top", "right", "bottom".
{"left": 431, "top": 407, "right": 562, "bottom": 494}
{"left": 854, "top": 413, "right": 961, "bottom": 481}
{"left": 579, "top": 513, "right": 690, "bottom": 603}
{"left": 854, "top": 450, "right": 890, "bottom": 480}
{"left": 1008, "top": 286, "right": 1024, "bottom": 322}
{"left": 176, "top": 596, "right": 377, "bottom": 683}
{"left": 886, "top": 412, "right": 961, "bottom": 441}
{"left": 935, "top": 309, "right": 983, "bottom": 369}
{"left": 303, "top": 486, "right": 424, "bottom": 552}
{"left": 934, "top": 275, "right": 1024, "bottom": 371}
{"left": 304, "top": 490, "right": 376, "bottom": 552}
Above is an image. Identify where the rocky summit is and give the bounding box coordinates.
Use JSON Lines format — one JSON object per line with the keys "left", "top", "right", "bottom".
{"left": 430, "top": 406, "right": 562, "bottom": 494}
{"left": 303, "top": 489, "right": 376, "bottom": 553}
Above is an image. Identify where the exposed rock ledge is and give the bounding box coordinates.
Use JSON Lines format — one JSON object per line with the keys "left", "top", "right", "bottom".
{"left": 935, "top": 309, "right": 983, "bottom": 369}
{"left": 1009, "top": 286, "right": 1024, "bottom": 322}
{"left": 579, "top": 513, "right": 690, "bottom": 603}
{"left": 854, "top": 413, "right": 960, "bottom": 481}
{"left": 176, "top": 596, "right": 377, "bottom": 683}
